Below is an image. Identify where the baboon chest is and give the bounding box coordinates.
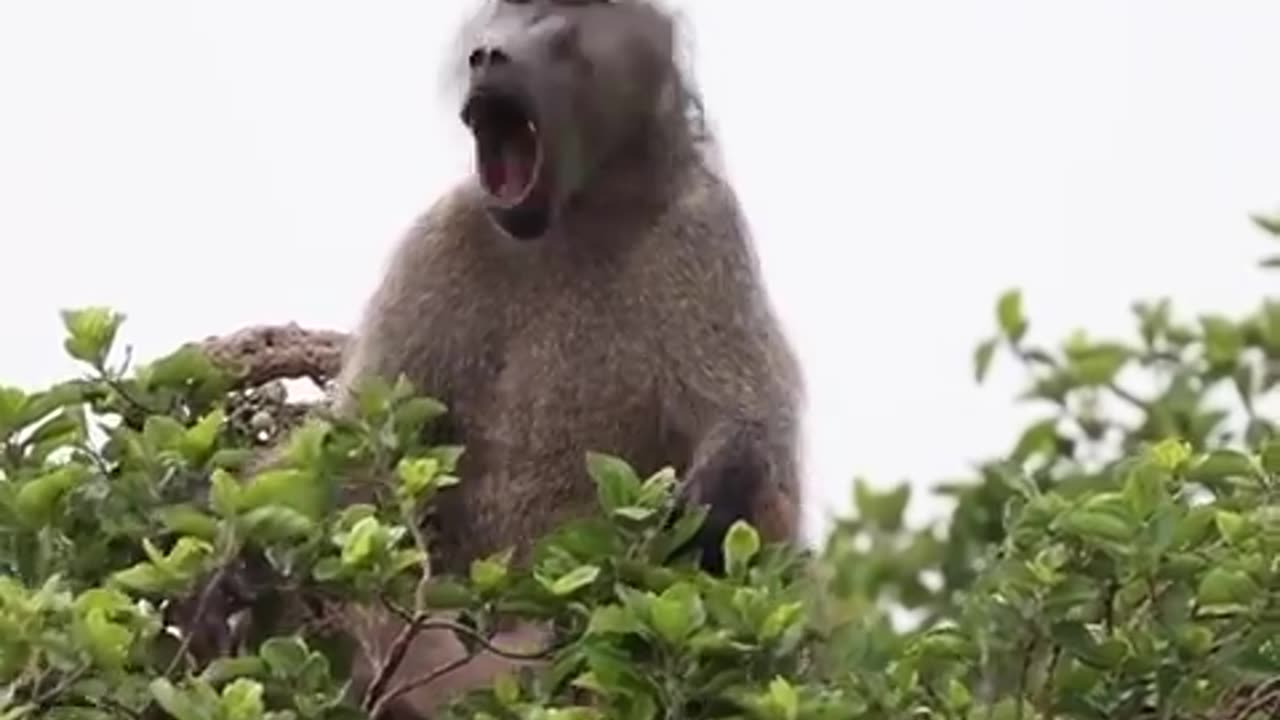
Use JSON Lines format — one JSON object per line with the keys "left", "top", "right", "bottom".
{"left": 421, "top": 256, "right": 672, "bottom": 570}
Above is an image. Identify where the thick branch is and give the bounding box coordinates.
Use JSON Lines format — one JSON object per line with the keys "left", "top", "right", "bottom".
{"left": 197, "top": 323, "right": 350, "bottom": 390}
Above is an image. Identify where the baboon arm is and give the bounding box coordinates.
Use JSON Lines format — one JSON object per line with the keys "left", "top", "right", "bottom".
{"left": 649, "top": 177, "right": 804, "bottom": 567}
{"left": 676, "top": 413, "right": 800, "bottom": 571}
{"left": 330, "top": 191, "right": 472, "bottom": 416}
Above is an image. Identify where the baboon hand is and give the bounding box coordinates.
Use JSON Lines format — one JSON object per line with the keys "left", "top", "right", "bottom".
{"left": 673, "top": 420, "right": 776, "bottom": 575}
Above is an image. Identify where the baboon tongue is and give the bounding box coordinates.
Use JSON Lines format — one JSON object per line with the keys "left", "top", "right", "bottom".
{"left": 500, "top": 144, "right": 531, "bottom": 201}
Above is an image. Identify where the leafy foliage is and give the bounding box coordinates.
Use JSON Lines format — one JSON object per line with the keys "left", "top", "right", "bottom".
{"left": 3, "top": 211, "right": 1280, "bottom": 719}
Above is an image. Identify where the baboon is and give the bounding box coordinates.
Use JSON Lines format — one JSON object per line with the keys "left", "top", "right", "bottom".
{"left": 330, "top": 0, "right": 806, "bottom": 715}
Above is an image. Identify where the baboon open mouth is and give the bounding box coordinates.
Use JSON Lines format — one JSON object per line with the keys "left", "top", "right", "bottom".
{"left": 464, "top": 92, "right": 543, "bottom": 208}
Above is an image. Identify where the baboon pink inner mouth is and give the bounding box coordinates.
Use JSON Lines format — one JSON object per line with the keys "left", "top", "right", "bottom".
{"left": 472, "top": 99, "right": 541, "bottom": 205}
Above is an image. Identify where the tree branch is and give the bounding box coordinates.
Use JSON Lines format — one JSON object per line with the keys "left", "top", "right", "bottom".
{"left": 196, "top": 323, "right": 349, "bottom": 390}
{"left": 370, "top": 654, "right": 473, "bottom": 720}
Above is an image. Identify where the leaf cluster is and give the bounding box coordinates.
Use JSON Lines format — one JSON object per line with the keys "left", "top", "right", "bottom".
{"left": 3, "top": 208, "right": 1280, "bottom": 719}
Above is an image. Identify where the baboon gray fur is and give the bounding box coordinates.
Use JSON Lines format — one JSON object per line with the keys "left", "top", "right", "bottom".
{"left": 324, "top": 0, "right": 806, "bottom": 715}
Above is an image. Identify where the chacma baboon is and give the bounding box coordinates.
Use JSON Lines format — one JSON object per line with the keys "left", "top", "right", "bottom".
{"left": 333, "top": 0, "right": 806, "bottom": 715}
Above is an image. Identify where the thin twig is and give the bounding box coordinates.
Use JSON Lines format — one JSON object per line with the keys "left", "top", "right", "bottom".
{"left": 416, "top": 618, "right": 562, "bottom": 662}
{"left": 1230, "top": 685, "right": 1280, "bottom": 720}
{"left": 1107, "top": 382, "right": 1149, "bottom": 412}
{"left": 33, "top": 666, "right": 87, "bottom": 707}
{"left": 85, "top": 695, "right": 144, "bottom": 719}
{"left": 1014, "top": 636, "right": 1037, "bottom": 720}
{"left": 369, "top": 654, "right": 473, "bottom": 720}
{"left": 361, "top": 613, "right": 560, "bottom": 711}
{"left": 101, "top": 347, "right": 164, "bottom": 416}
{"left": 381, "top": 596, "right": 414, "bottom": 624}
{"left": 1037, "top": 646, "right": 1060, "bottom": 720}
{"left": 360, "top": 608, "right": 564, "bottom": 716}
{"left": 362, "top": 615, "right": 426, "bottom": 710}
{"left": 164, "top": 565, "right": 229, "bottom": 677}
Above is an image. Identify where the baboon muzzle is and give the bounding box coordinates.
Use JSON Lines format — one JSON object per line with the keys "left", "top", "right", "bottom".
{"left": 461, "top": 85, "right": 552, "bottom": 240}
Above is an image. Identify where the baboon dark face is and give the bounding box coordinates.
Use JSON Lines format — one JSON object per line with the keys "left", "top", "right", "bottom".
{"left": 459, "top": 0, "right": 677, "bottom": 240}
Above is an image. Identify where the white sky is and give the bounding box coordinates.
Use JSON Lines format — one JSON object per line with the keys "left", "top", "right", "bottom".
{"left": 2, "top": 1, "right": 1279, "bottom": 543}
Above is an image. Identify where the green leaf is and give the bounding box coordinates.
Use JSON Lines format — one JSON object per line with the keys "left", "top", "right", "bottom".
{"left": 1173, "top": 506, "right": 1217, "bottom": 549}
{"left": 973, "top": 337, "right": 998, "bottom": 383}
{"left": 612, "top": 505, "right": 656, "bottom": 522}
{"left": 141, "top": 344, "right": 227, "bottom": 390}
{"left": 240, "top": 505, "right": 316, "bottom": 544}
{"left": 1215, "top": 510, "right": 1252, "bottom": 545}
{"left": 587, "top": 605, "right": 646, "bottom": 636}
{"left": 1260, "top": 440, "right": 1280, "bottom": 475}
{"left": 1163, "top": 552, "right": 1209, "bottom": 580}
{"left": 111, "top": 563, "right": 173, "bottom": 595}
{"left": 419, "top": 579, "right": 476, "bottom": 610}
{"left": 946, "top": 677, "right": 973, "bottom": 711}
{"left": 638, "top": 466, "right": 678, "bottom": 505}
{"left": 1010, "top": 418, "right": 1060, "bottom": 463}
{"left": 394, "top": 396, "right": 448, "bottom": 433}
{"left": 341, "top": 516, "right": 384, "bottom": 567}
{"left": 297, "top": 652, "right": 334, "bottom": 694}
{"left": 1197, "top": 567, "right": 1259, "bottom": 606}
{"left": 239, "top": 468, "right": 329, "bottom": 520}
{"left": 397, "top": 456, "right": 443, "bottom": 501}
{"left": 144, "top": 415, "right": 186, "bottom": 455}
{"left": 1068, "top": 342, "right": 1131, "bottom": 386}
{"left": 23, "top": 406, "right": 86, "bottom": 453}
{"left": 428, "top": 444, "right": 466, "bottom": 473}
{"left": 312, "top": 558, "right": 344, "bottom": 583}
{"left": 0, "top": 385, "right": 28, "bottom": 438}
{"left": 220, "top": 678, "right": 265, "bottom": 720}
{"left": 165, "top": 536, "right": 215, "bottom": 578}
{"left": 1148, "top": 437, "right": 1192, "bottom": 471}
{"left": 1056, "top": 508, "right": 1136, "bottom": 544}
{"left": 1252, "top": 212, "right": 1280, "bottom": 236}
{"left": 649, "top": 582, "right": 705, "bottom": 645}
{"left": 470, "top": 549, "right": 513, "bottom": 594}
{"left": 996, "top": 289, "right": 1028, "bottom": 343}
{"left": 547, "top": 564, "right": 601, "bottom": 597}
{"left": 767, "top": 676, "right": 799, "bottom": 720}
{"left": 14, "top": 465, "right": 85, "bottom": 526}
{"left": 759, "top": 601, "right": 804, "bottom": 642}
{"left": 1200, "top": 315, "right": 1243, "bottom": 369}
{"left": 352, "top": 376, "right": 394, "bottom": 419}
{"left": 278, "top": 419, "right": 331, "bottom": 469}
{"left": 150, "top": 679, "right": 213, "bottom": 720}
{"left": 1124, "top": 462, "right": 1168, "bottom": 518}
{"left": 260, "top": 637, "right": 309, "bottom": 677}
{"left": 200, "top": 657, "right": 268, "bottom": 685}
{"left": 79, "top": 606, "right": 133, "bottom": 671}
{"left": 586, "top": 452, "right": 639, "bottom": 513}
{"left": 1175, "top": 624, "right": 1214, "bottom": 658}
{"left": 157, "top": 505, "right": 220, "bottom": 542}
{"left": 210, "top": 469, "right": 242, "bottom": 518}
{"left": 493, "top": 672, "right": 520, "bottom": 706}
{"left": 723, "top": 520, "right": 760, "bottom": 579}
{"left": 853, "top": 479, "right": 911, "bottom": 532}
{"left": 651, "top": 505, "right": 708, "bottom": 563}
{"left": 1187, "top": 450, "right": 1261, "bottom": 487}
{"left": 180, "top": 409, "right": 225, "bottom": 464}
{"left": 60, "top": 307, "right": 124, "bottom": 367}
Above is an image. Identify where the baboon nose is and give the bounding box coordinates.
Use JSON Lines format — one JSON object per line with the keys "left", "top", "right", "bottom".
{"left": 467, "top": 47, "right": 511, "bottom": 71}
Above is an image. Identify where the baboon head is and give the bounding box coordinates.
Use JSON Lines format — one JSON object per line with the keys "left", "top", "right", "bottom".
{"left": 457, "top": 0, "right": 697, "bottom": 240}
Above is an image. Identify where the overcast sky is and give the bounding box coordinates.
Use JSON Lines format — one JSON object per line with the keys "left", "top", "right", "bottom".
{"left": 2, "top": 1, "right": 1279, "bottom": 543}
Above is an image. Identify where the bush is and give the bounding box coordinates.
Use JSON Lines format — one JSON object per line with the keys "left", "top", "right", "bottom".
{"left": 3, "top": 209, "right": 1280, "bottom": 720}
